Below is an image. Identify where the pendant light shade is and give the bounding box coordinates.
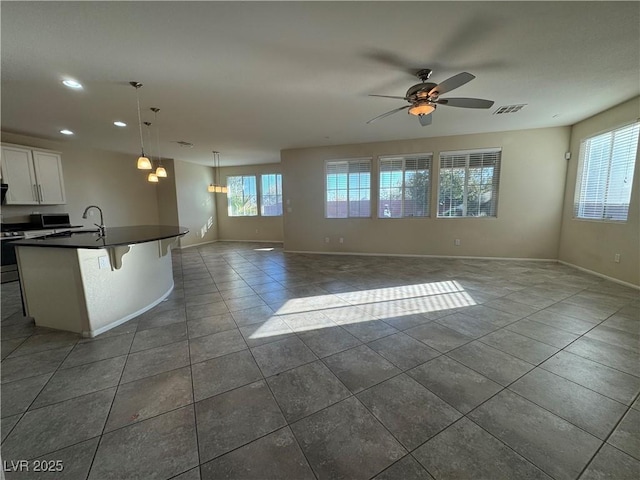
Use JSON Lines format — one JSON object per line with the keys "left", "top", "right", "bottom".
{"left": 130, "top": 82, "right": 152, "bottom": 170}
{"left": 156, "top": 166, "right": 168, "bottom": 178}
{"left": 208, "top": 184, "right": 216, "bottom": 193}
{"left": 150, "top": 107, "right": 168, "bottom": 179}
{"left": 208, "top": 150, "right": 227, "bottom": 194}
{"left": 148, "top": 172, "right": 159, "bottom": 183}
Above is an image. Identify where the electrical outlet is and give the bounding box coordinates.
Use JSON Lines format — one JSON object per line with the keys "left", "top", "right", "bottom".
{"left": 324, "top": 237, "right": 330, "bottom": 243}
{"left": 454, "top": 239, "right": 461, "bottom": 246}
{"left": 614, "top": 253, "right": 621, "bottom": 263}
{"left": 98, "top": 255, "right": 110, "bottom": 270}
{"left": 339, "top": 237, "right": 344, "bottom": 244}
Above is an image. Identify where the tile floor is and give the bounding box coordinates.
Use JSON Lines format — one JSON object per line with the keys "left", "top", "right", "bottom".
{"left": 1, "top": 242, "right": 639, "bottom": 480}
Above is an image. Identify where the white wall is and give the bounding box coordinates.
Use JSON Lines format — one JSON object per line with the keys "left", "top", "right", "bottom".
{"left": 558, "top": 97, "right": 640, "bottom": 286}
{"left": 282, "top": 127, "right": 570, "bottom": 259}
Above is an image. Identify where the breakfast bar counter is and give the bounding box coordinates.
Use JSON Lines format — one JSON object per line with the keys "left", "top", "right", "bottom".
{"left": 12, "top": 225, "right": 188, "bottom": 337}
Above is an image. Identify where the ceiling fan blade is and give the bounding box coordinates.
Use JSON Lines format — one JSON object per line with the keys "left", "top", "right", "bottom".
{"left": 429, "top": 72, "right": 475, "bottom": 96}
{"left": 418, "top": 114, "right": 432, "bottom": 127}
{"left": 369, "top": 94, "right": 407, "bottom": 100}
{"left": 366, "top": 105, "right": 410, "bottom": 124}
{"left": 437, "top": 97, "right": 495, "bottom": 109}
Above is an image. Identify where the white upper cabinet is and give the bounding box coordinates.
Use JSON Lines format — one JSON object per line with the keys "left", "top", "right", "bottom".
{"left": 1, "top": 144, "right": 66, "bottom": 205}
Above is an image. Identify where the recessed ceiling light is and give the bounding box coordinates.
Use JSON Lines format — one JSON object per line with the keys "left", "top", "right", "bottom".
{"left": 113, "top": 121, "right": 127, "bottom": 127}
{"left": 62, "top": 79, "right": 82, "bottom": 89}
{"left": 60, "top": 129, "right": 74, "bottom": 135}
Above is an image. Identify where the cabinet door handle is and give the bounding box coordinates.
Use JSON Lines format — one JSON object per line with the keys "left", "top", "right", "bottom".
{"left": 38, "top": 184, "right": 43, "bottom": 202}
{"left": 33, "top": 184, "right": 38, "bottom": 202}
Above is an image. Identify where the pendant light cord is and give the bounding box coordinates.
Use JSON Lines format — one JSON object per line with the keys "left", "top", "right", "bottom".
{"left": 135, "top": 86, "right": 145, "bottom": 155}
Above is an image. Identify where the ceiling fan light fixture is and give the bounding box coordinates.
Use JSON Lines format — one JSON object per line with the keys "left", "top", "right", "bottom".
{"left": 408, "top": 102, "right": 435, "bottom": 116}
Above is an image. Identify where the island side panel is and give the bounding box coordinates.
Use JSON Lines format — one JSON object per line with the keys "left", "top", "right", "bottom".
{"left": 16, "top": 246, "right": 90, "bottom": 333}
{"left": 76, "top": 241, "right": 174, "bottom": 336}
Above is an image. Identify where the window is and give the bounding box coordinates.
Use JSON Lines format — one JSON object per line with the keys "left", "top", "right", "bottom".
{"left": 574, "top": 122, "right": 639, "bottom": 222}
{"left": 379, "top": 154, "right": 432, "bottom": 218}
{"left": 438, "top": 149, "right": 501, "bottom": 217}
{"left": 325, "top": 159, "right": 371, "bottom": 218}
{"left": 261, "top": 174, "right": 283, "bottom": 216}
{"left": 227, "top": 175, "right": 257, "bottom": 216}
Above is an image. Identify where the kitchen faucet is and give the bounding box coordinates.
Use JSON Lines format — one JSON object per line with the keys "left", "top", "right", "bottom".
{"left": 82, "top": 205, "right": 106, "bottom": 236}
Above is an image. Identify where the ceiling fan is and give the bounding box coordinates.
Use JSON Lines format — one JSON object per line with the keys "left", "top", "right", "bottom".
{"left": 367, "top": 69, "right": 494, "bottom": 127}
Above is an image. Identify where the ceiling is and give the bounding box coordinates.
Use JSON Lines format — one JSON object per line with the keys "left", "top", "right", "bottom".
{"left": 1, "top": 1, "right": 639, "bottom": 167}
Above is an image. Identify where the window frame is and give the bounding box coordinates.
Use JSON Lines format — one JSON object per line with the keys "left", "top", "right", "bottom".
{"left": 437, "top": 148, "right": 502, "bottom": 219}
{"left": 260, "top": 173, "right": 283, "bottom": 217}
{"left": 324, "top": 157, "right": 372, "bottom": 219}
{"left": 573, "top": 121, "right": 639, "bottom": 223}
{"left": 226, "top": 174, "right": 258, "bottom": 217}
{"left": 378, "top": 153, "right": 433, "bottom": 219}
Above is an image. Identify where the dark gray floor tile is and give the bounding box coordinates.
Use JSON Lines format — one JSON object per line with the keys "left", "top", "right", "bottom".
{"left": 448, "top": 341, "right": 534, "bottom": 386}
{"left": 251, "top": 336, "right": 317, "bottom": 377}
{"left": 586, "top": 324, "right": 640, "bottom": 353}
{"left": 5, "top": 437, "right": 100, "bottom": 480}
{"left": 545, "top": 301, "right": 615, "bottom": 322}
{"left": 437, "top": 312, "right": 498, "bottom": 338}
{"left": 291, "top": 397, "right": 406, "bottom": 480}
{"left": 89, "top": 405, "right": 198, "bottom": 480}
{"left": 230, "top": 305, "right": 276, "bottom": 327}
{"left": 6, "top": 331, "right": 79, "bottom": 358}
{"left": 297, "top": 325, "right": 362, "bottom": 358}
{"left": 62, "top": 334, "right": 133, "bottom": 369}
{"left": 504, "top": 290, "right": 556, "bottom": 309}
{"left": 405, "top": 322, "right": 473, "bottom": 353}
{"left": 185, "top": 291, "right": 223, "bottom": 306}
{"left": 414, "top": 418, "right": 551, "bottom": 480}
{"left": 267, "top": 360, "right": 350, "bottom": 422}
{"left": 224, "top": 294, "right": 267, "bottom": 312}
{"left": 184, "top": 283, "right": 218, "bottom": 297}
{"left": 1, "top": 337, "right": 27, "bottom": 360}
{"left": 480, "top": 329, "right": 559, "bottom": 364}
{"left": 541, "top": 351, "right": 640, "bottom": 405}
{"left": 32, "top": 355, "right": 126, "bottom": 408}
{"left": 121, "top": 340, "right": 189, "bottom": 384}
{"left": 601, "top": 313, "right": 640, "bottom": 335}
{"left": 608, "top": 408, "right": 640, "bottom": 459}
{"left": 527, "top": 309, "right": 599, "bottom": 335}
{"left": 192, "top": 349, "right": 262, "bottom": 401}
{"left": 239, "top": 317, "right": 295, "bottom": 347}
{"left": 461, "top": 304, "right": 522, "bottom": 327}
{"left": 130, "top": 322, "right": 187, "bottom": 353}
{"left": 565, "top": 336, "right": 640, "bottom": 376}
{"left": 189, "top": 329, "right": 247, "bottom": 364}
{"left": 506, "top": 318, "right": 579, "bottom": 348}
{"left": 105, "top": 366, "right": 193, "bottom": 432}
{"left": 171, "top": 468, "right": 201, "bottom": 480}
{"left": 358, "top": 374, "right": 461, "bottom": 450}
{"left": 2, "top": 388, "right": 115, "bottom": 461}
{"left": 220, "top": 286, "right": 255, "bottom": 300}
{"left": 470, "top": 390, "right": 602, "bottom": 480}
{"left": 137, "top": 306, "right": 187, "bottom": 331}
{"left": 200, "top": 427, "right": 315, "bottom": 480}
{"left": 340, "top": 320, "right": 399, "bottom": 343}
{"left": 186, "top": 313, "right": 236, "bottom": 339}
{"left": 408, "top": 355, "right": 502, "bottom": 413}
{"left": 186, "top": 301, "right": 230, "bottom": 321}
{"left": 373, "top": 456, "right": 434, "bottom": 480}
{"left": 484, "top": 297, "right": 540, "bottom": 318}
{"left": 1, "top": 346, "right": 73, "bottom": 383}
{"left": 280, "top": 311, "right": 335, "bottom": 333}
{"left": 509, "top": 368, "right": 627, "bottom": 439}
{"left": 323, "top": 345, "right": 400, "bottom": 393}
{"left": 1, "top": 373, "right": 52, "bottom": 418}
{"left": 580, "top": 444, "right": 640, "bottom": 480}
{"left": 1, "top": 414, "right": 21, "bottom": 443}
{"left": 0, "top": 320, "right": 37, "bottom": 340}
{"left": 195, "top": 380, "right": 286, "bottom": 462}
{"left": 368, "top": 332, "right": 440, "bottom": 370}
{"left": 382, "top": 313, "right": 432, "bottom": 331}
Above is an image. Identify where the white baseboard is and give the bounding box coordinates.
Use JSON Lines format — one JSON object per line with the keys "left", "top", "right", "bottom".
{"left": 179, "top": 239, "right": 218, "bottom": 249}
{"left": 284, "top": 249, "right": 557, "bottom": 262}
{"left": 218, "top": 239, "right": 283, "bottom": 244}
{"left": 558, "top": 260, "right": 639, "bottom": 290}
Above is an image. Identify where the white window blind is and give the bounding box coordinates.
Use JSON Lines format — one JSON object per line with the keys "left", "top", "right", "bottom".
{"left": 326, "top": 159, "right": 371, "bottom": 218}
{"left": 379, "top": 154, "right": 432, "bottom": 218}
{"left": 438, "top": 149, "right": 501, "bottom": 217}
{"left": 574, "top": 122, "right": 639, "bottom": 221}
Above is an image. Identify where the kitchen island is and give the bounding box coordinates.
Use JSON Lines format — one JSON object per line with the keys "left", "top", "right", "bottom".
{"left": 12, "top": 225, "right": 188, "bottom": 337}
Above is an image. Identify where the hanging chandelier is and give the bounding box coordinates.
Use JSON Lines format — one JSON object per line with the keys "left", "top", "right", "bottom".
{"left": 208, "top": 151, "right": 227, "bottom": 194}
{"left": 130, "top": 82, "right": 151, "bottom": 170}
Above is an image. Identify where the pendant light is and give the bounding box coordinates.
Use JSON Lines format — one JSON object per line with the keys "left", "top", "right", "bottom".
{"left": 150, "top": 107, "right": 167, "bottom": 178}
{"left": 130, "top": 82, "right": 151, "bottom": 170}
{"left": 208, "top": 151, "right": 228, "bottom": 194}
{"left": 144, "top": 122, "right": 158, "bottom": 183}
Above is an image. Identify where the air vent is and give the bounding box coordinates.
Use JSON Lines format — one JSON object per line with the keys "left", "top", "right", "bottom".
{"left": 493, "top": 104, "right": 527, "bottom": 115}
{"left": 174, "top": 141, "right": 194, "bottom": 148}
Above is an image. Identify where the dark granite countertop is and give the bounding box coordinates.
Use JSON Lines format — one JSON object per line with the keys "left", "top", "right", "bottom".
{"left": 9, "top": 225, "right": 188, "bottom": 249}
